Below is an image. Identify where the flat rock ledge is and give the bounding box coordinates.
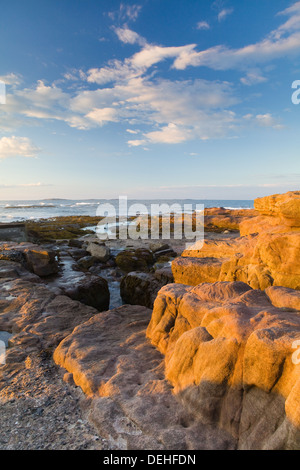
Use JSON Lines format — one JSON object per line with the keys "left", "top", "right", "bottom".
{"left": 0, "top": 260, "right": 235, "bottom": 450}
{"left": 53, "top": 304, "right": 235, "bottom": 450}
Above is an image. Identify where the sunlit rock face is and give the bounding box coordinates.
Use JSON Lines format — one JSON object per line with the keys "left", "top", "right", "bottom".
{"left": 147, "top": 281, "right": 300, "bottom": 450}
{"left": 173, "top": 191, "right": 300, "bottom": 290}
{"left": 0, "top": 242, "right": 59, "bottom": 277}
{"left": 203, "top": 207, "right": 258, "bottom": 232}
{"left": 53, "top": 304, "right": 236, "bottom": 450}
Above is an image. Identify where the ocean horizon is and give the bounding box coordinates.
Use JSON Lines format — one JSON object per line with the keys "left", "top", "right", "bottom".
{"left": 0, "top": 198, "right": 255, "bottom": 223}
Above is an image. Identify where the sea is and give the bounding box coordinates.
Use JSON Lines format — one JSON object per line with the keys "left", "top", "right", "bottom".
{"left": 0, "top": 198, "right": 254, "bottom": 224}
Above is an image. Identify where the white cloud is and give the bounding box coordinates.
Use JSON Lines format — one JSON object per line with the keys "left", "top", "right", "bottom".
{"left": 255, "top": 113, "right": 284, "bottom": 129}
{"left": 196, "top": 21, "right": 210, "bottom": 30}
{"left": 218, "top": 8, "right": 234, "bottom": 22}
{"left": 145, "top": 123, "right": 189, "bottom": 144}
{"left": 108, "top": 3, "right": 142, "bottom": 23}
{"left": 127, "top": 139, "right": 147, "bottom": 147}
{"left": 85, "top": 107, "right": 118, "bottom": 125}
{"left": 240, "top": 70, "right": 268, "bottom": 86}
{"left": 2, "top": 3, "right": 298, "bottom": 146}
{"left": 0, "top": 73, "right": 22, "bottom": 87}
{"left": 0, "top": 136, "right": 41, "bottom": 159}
{"left": 114, "top": 27, "right": 146, "bottom": 46}
{"left": 171, "top": 4, "right": 300, "bottom": 71}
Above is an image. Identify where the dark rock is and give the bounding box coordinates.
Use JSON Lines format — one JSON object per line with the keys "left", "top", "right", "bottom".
{"left": 68, "top": 239, "right": 83, "bottom": 249}
{"left": 68, "top": 248, "right": 89, "bottom": 261}
{"left": 115, "top": 248, "right": 154, "bottom": 273}
{"left": 63, "top": 275, "right": 110, "bottom": 312}
{"left": 86, "top": 242, "right": 110, "bottom": 262}
{"left": 24, "top": 249, "right": 59, "bottom": 277}
{"left": 120, "top": 270, "right": 172, "bottom": 308}
{"left": 77, "top": 256, "right": 99, "bottom": 271}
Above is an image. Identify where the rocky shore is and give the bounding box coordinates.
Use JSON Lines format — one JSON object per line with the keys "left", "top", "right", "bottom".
{"left": 0, "top": 192, "right": 299, "bottom": 450}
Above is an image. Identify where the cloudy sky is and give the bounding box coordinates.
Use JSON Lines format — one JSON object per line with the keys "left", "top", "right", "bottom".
{"left": 0, "top": 0, "right": 299, "bottom": 200}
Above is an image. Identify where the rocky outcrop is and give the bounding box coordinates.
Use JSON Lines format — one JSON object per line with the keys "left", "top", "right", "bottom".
{"left": 203, "top": 207, "right": 258, "bottom": 232}
{"left": 174, "top": 191, "right": 300, "bottom": 290}
{"left": 120, "top": 268, "right": 173, "bottom": 308}
{"left": 115, "top": 248, "right": 154, "bottom": 273}
{"left": 172, "top": 257, "right": 223, "bottom": 286}
{"left": 62, "top": 274, "right": 110, "bottom": 312}
{"left": 0, "top": 276, "right": 96, "bottom": 351}
{"left": 0, "top": 242, "right": 59, "bottom": 277}
{"left": 24, "top": 248, "right": 59, "bottom": 277}
{"left": 0, "top": 262, "right": 235, "bottom": 450}
{"left": 53, "top": 304, "right": 235, "bottom": 450}
{"left": 86, "top": 241, "right": 110, "bottom": 262}
{"left": 147, "top": 281, "right": 300, "bottom": 450}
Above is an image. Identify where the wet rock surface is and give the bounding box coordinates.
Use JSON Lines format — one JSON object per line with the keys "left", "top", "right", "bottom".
{"left": 120, "top": 271, "right": 168, "bottom": 309}
{"left": 0, "top": 242, "right": 59, "bottom": 277}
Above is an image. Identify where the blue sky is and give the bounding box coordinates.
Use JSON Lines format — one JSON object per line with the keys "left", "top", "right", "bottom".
{"left": 0, "top": 0, "right": 299, "bottom": 200}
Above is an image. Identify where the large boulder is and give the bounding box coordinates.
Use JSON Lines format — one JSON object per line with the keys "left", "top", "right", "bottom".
{"left": 86, "top": 241, "right": 110, "bottom": 262}
{"left": 62, "top": 275, "right": 110, "bottom": 312}
{"left": 0, "top": 242, "right": 59, "bottom": 277}
{"left": 147, "top": 281, "right": 300, "bottom": 450}
{"left": 24, "top": 248, "right": 59, "bottom": 277}
{"left": 115, "top": 248, "right": 154, "bottom": 273}
{"left": 254, "top": 191, "right": 300, "bottom": 221}
{"left": 172, "top": 257, "right": 223, "bottom": 286}
{"left": 120, "top": 269, "right": 173, "bottom": 308}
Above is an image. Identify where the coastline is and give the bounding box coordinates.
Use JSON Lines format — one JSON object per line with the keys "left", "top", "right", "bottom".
{"left": 0, "top": 191, "right": 299, "bottom": 450}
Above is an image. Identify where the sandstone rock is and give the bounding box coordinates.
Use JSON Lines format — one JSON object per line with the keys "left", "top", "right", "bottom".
{"left": 147, "top": 281, "right": 300, "bottom": 449}
{"left": 120, "top": 270, "right": 171, "bottom": 308}
{"left": 172, "top": 257, "right": 223, "bottom": 286}
{"left": 254, "top": 191, "right": 300, "bottom": 221}
{"left": 174, "top": 192, "right": 300, "bottom": 291}
{"left": 24, "top": 248, "right": 59, "bottom": 277}
{"left": 154, "top": 266, "right": 174, "bottom": 284}
{"left": 204, "top": 207, "right": 258, "bottom": 232}
{"left": 149, "top": 242, "right": 170, "bottom": 253}
{"left": 0, "top": 260, "right": 40, "bottom": 283}
{"left": 68, "top": 248, "right": 89, "bottom": 261}
{"left": 0, "top": 242, "right": 60, "bottom": 277}
{"left": 115, "top": 248, "right": 154, "bottom": 273}
{"left": 0, "top": 278, "right": 96, "bottom": 348}
{"left": 76, "top": 255, "right": 99, "bottom": 270}
{"left": 53, "top": 304, "right": 236, "bottom": 450}
{"left": 265, "top": 286, "right": 300, "bottom": 311}
{"left": 68, "top": 239, "right": 84, "bottom": 248}
{"left": 86, "top": 242, "right": 110, "bottom": 262}
{"left": 62, "top": 274, "right": 110, "bottom": 312}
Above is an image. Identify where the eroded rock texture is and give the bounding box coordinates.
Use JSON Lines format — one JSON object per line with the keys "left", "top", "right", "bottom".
{"left": 174, "top": 191, "right": 300, "bottom": 290}
{"left": 0, "top": 260, "right": 235, "bottom": 450}
{"left": 53, "top": 304, "right": 235, "bottom": 450}
{"left": 147, "top": 281, "right": 300, "bottom": 449}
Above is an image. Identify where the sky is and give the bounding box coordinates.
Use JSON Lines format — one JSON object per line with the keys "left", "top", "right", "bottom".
{"left": 0, "top": 0, "right": 300, "bottom": 200}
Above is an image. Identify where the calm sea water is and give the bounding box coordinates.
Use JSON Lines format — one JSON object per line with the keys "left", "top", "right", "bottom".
{"left": 0, "top": 198, "right": 254, "bottom": 223}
